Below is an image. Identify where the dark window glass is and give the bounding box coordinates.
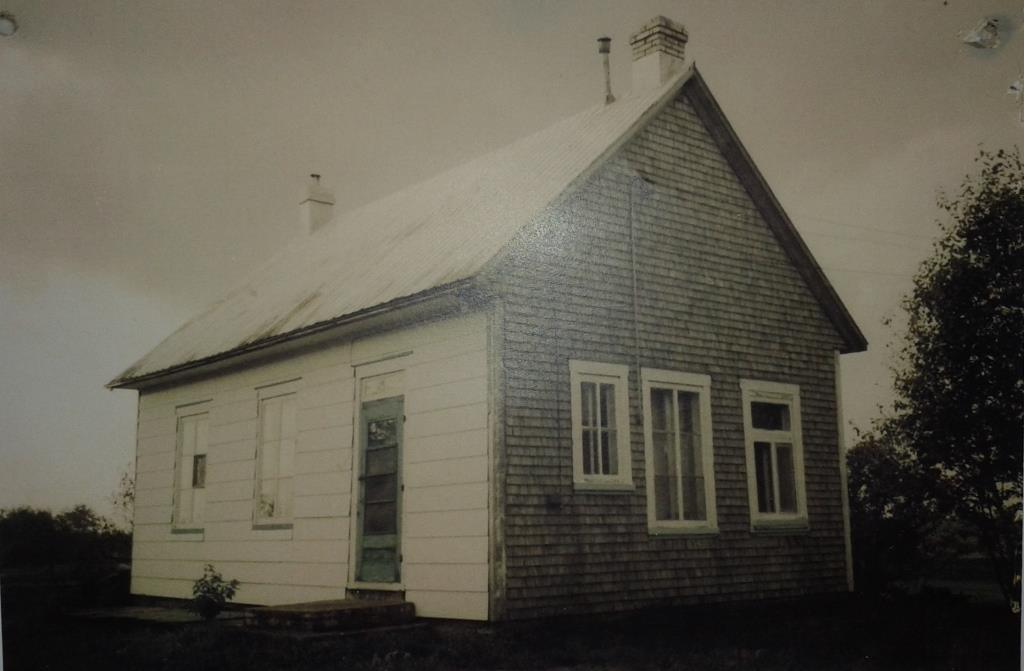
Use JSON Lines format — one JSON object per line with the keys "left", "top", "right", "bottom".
{"left": 367, "top": 419, "right": 397, "bottom": 449}
{"left": 751, "top": 402, "right": 790, "bottom": 431}
{"left": 776, "top": 443, "right": 797, "bottom": 513}
{"left": 365, "top": 447, "right": 397, "bottom": 476}
{"left": 754, "top": 441, "right": 774, "bottom": 513}
{"left": 192, "top": 454, "right": 206, "bottom": 489}
{"left": 363, "top": 501, "right": 397, "bottom": 534}
{"left": 364, "top": 474, "right": 396, "bottom": 503}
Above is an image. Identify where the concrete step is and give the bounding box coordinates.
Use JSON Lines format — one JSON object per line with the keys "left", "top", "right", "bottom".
{"left": 244, "top": 599, "right": 415, "bottom": 632}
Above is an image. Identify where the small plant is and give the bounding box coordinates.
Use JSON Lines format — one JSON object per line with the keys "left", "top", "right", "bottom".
{"left": 191, "top": 564, "right": 240, "bottom": 620}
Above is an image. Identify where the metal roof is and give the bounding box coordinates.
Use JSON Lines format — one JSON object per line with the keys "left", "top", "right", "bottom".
{"left": 109, "top": 69, "right": 694, "bottom": 387}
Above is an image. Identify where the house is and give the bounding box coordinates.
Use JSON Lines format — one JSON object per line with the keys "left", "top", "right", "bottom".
{"left": 109, "top": 16, "right": 867, "bottom": 622}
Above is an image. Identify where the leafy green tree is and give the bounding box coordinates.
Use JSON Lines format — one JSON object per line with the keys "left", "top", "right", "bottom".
{"left": 881, "top": 148, "right": 1023, "bottom": 606}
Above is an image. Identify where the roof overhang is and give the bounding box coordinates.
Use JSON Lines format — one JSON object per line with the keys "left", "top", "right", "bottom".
{"left": 107, "top": 279, "right": 484, "bottom": 391}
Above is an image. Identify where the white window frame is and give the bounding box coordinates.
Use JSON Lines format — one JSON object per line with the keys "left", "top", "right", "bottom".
{"left": 641, "top": 369, "right": 717, "bottom": 534}
{"left": 741, "top": 379, "right": 808, "bottom": 529}
{"left": 172, "top": 401, "right": 210, "bottom": 532}
{"left": 253, "top": 379, "right": 300, "bottom": 528}
{"left": 569, "top": 360, "right": 633, "bottom": 491}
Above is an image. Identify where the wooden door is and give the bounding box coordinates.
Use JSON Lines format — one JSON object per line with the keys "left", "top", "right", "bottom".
{"left": 356, "top": 396, "right": 403, "bottom": 583}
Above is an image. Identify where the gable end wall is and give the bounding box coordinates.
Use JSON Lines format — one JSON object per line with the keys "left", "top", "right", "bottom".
{"left": 495, "top": 87, "right": 849, "bottom": 619}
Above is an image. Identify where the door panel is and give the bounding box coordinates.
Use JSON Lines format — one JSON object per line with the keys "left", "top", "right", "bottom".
{"left": 356, "top": 396, "right": 403, "bottom": 583}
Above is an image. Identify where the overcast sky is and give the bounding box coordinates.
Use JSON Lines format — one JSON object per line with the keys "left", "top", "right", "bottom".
{"left": 1, "top": 1, "right": 1020, "bottom": 515}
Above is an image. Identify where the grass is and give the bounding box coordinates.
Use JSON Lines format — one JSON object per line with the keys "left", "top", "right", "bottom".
{"left": 3, "top": 590, "right": 1020, "bottom": 670}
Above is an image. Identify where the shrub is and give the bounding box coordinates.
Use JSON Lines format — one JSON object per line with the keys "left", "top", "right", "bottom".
{"left": 191, "top": 564, "right": 240, "bottom": 620}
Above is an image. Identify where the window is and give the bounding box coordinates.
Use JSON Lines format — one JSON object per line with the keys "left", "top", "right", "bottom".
{"left": 741, "top": 380, "right": 807, "bottom": 527}
{"left": 173, "top": 409, "right": 209, "bottom": 528}
{"left": 642, "top": 369, "right": 717, "bottom": 532}
{"left": 255, "top": 385, "right": 298, "bottom": 525}
{"left": 569, "top": 360, "right": 632, "bottom": 490}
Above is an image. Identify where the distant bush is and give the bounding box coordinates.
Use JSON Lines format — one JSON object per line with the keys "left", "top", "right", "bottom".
{"left": 847, "top": 432, "right": 972, "bottom": 593}
{"left": 0, "top": 504, "right": 131, "bottom": 570}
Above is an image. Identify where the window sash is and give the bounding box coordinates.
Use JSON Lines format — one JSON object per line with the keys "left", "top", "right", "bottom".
{"left": 741, "top": 380, "right": 805, "bottom": 526}
{"left": 642, "top": 370, "right": 716, "bottom": 532}
{"left": 256, "top": 392, "right": 297, "bottom": 522}
{"left": 569, "top": 361, "right": 632, "bottom": 489}
{"left": 174, "top": 411, "right": 208, "bottom": 527}
{"left": 580, "top": 381, "right": 618, "bottom": 476}
{"left": 649, "top": 387, "right": 707, "bottom": 523}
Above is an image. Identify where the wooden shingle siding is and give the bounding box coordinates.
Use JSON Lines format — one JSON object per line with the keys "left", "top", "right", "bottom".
{"left": 130, "top": 312, "right": 490, "bottom": 620}
{"left": 494, "top": 86, "right": 848, "bottom": 619}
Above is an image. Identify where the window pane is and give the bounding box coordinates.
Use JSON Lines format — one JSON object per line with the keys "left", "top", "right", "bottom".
{"left": 365, "top": 446, "right": 397, "bottom": 476}
{"left": 364, "top": 474, "right": 397, "bottom": 503}
{"left": 192, "top": 454, "right": 206, "bottom": 489}
{"left": 600, "top": 430, "right": 611, "bottom": 475}
{"left": 652, "top": 427, "right": 678, "bottom": 520}
{"left": 368, "top": 418, "right": 398, "bottom": 448}
{"left": 677, "top": 392, "right": 706, "bottom": 521}
{"left": 276, "top": 477, "right": 293, "bottom": 518}
{"left": 581, "top": 382, "right": 596, "bottom": 428}
{"left": 194, "top": 416, "right": 208, "bottom": 456}
{"left": 257, "top": 493, "right": 277, "bottom": 518}
{"left": 677, "top": 392, "right": 698, "bottom": 436}
{"left": 600, "top": 383, "right": 616, "bottom": 429}
{"left": 364, "top": 501, "right": 397, "bottom": 534}
{"left": 751, "top": 402, "right": 790, "bottom": 431}
{"left": 650, "top": 388, "right": 672, "bottom": 432}
{"left": 582, "top": 428, "right": 595, "bottom": 474}
{"left": 262, "top": 398, "right": 282, "bottom": 441}
{"left": 177, "top": 483, "right": 193, "bottom": 523}
{"left": 754, "top": 441, "right": 775, "bottom": 513}
{"left": 180, "top": 417, "right": 196, "bottom": 459}
{"left": 280, "top": 396, "right": 297, "bottom": 440}
{"left": 604, "top": 429, "right": 618, "bottom": 475}
{"left": 360, "top": 548, "right": 397, "bottom": 583}
{"left": 260, "top": 441, "right": 280, "bottom": 480}
{"left": 776, "top": 443, "right": 797, "bottom": 513}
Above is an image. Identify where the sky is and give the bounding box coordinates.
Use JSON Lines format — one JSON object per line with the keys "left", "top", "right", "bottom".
{"left": 1, "top": 1, "right": 1020, "bottom": 516}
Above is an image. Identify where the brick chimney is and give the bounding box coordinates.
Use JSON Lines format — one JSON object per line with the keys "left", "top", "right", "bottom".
{"left": 299, "top": 174, "right": 335, "bottom": 234}
{"left": 629, "top": 16, "right": 688, "bottom": 92}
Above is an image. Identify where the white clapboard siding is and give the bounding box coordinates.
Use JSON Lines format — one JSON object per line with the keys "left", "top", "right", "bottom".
{"left": 405, "top": 590, "right": 488, "bottom": 620}
{"left": 404, "top": 536, "right": 487, "bottom": 565}
{"left": 405, "top": 428, "right": 487, "bottom": 464}
{"left": 134, "top": 539, "right": 349, "bottom": 564}
{"left": 404, "top": 509, "right": 488, "bottom": 539}
{"left": 292, "top": 471, "right": 349, "bottom": 496}
{"left": 404, "top": 455, "right": 487, "bottom": 489}
{"left": 403, "top": 563, "right": 488, "bottom": 592}
{"left": 292, "top": 516, "right": 350, "bottom": 541}
{"left": 298, "top": 425, "right": 354, "bottom": 454}
{"left": 130, "top": 312, "right": 489, "bottom": 618}
{"left": 137, "top": 434, "right": 176, "bottom": 457}
{"left": 205, "top": 479, "right": 254, "bottom": 503}
{"left": 405, "top": 403, "right": 487, "bottom": 440}
{"left": 292, "top": 493, "right": 350, "bottom": 518}
{"left": 404, "top": 483, "right": 488, "bottom": 513}
{"left": 136, "top": 451, "right": 175, "bottom": 474}
{"left": 294, "top": 447, "right": 351, "bottom": 475}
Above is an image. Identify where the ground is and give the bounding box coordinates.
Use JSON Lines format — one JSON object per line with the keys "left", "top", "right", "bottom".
{"left": 2, "top": 591, "right": 1019, "bottom": 670}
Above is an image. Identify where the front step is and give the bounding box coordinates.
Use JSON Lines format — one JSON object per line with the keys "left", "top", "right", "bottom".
{"left": 245, "top": 599, "right": 415, "bottom": 632}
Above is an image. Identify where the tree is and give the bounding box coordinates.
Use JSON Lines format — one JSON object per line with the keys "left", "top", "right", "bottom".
{"left": 109, "top": 463, "right": 135, "bottom": 531}
{"left": 847, "top": 428, "right": 970, "bottom": 593}
{"left": 883, "top": 148, "right": 1023, "bottom": 606}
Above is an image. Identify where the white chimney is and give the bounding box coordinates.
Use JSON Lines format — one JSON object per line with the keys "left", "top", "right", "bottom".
{"left": 299, "top": 173, "right": 335, "bottom": 234}
{"left": 629, "top": 16, "right": 688, "bottom": 92}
